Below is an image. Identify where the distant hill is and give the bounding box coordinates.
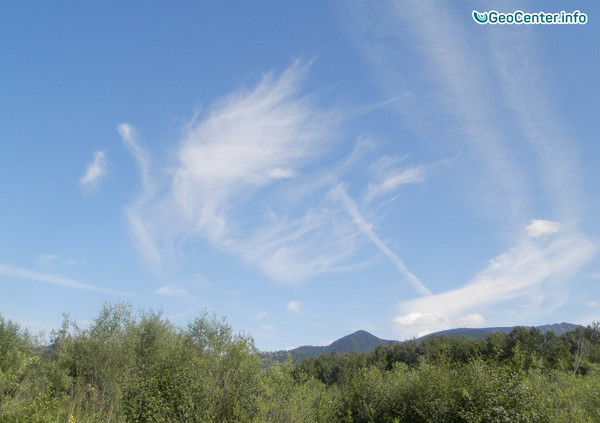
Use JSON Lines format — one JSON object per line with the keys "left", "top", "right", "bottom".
{"left": 418, "top": 322, "right": 581, "bottom": 340}
{"left": 263, "top": 322, "right": 583, "bottom": 364}
{"left": 265, "top": 330, "right": 392, "bottom": 363}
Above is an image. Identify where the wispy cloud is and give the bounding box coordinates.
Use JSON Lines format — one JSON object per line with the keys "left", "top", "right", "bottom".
{"left": 344, "top": 0, "right": 596, "bottom": 335}
{"left": 155, "top": 285, "right": 187, "bottom": 297}
{"left": 0, "top": 263, "right": 135, "bottom": 297}
{"left": 487, "top": 26, "right": 584, "bottom": 224}
{"left": 35, "top": 253, "right": 58, "bottom": 265}
{"left": 118, "top": 123, "right": 163, "bottom": 267}
{"left": 169, "top": 60, "right": 334, "bottom": 243}
{"left": 332, "top": 183, "right": 431, "bottom": 296}
{"left": 394, "top": 227, "right": 595, "bottom": 337}
{"left": 365, "top": 155, "right": 424, "bottom": 203}
{"left": 121, "top": 61, "right": 368, "bottom": 283}
{"left": 287, "top": 300, "right": 301, "bottom": 314}
{"left": 344, "top": 1, "right": 530, "bottom": 222}
{"left": 35, "top": 254, "right": 84, "bottom": 267}
{"left": 232, "top": 208, "right": 358, "bottom": 283}
{"left": 119, "top": 123, "right": 153, "bottom": 194}
{"left": 79, "top": 150, "right": 108, "bottom": 191}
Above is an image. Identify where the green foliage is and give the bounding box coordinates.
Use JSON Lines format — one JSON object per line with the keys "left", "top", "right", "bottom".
{"left": 2, "top": 308, "right": 600, "bottom": 422}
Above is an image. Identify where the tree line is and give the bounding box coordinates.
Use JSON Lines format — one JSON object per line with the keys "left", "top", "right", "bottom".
{"left": 1, "top": 303, "right": 600, "bottom": 422}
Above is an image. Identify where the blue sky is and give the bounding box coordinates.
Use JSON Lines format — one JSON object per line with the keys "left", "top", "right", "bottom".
{"left": 1, "top": 1, "right": 599, "bottom": 351}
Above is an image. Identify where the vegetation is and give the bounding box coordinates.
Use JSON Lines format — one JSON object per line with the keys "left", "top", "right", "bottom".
{"left": 2, "top": 304, "right": 600, "bottom": 422}
{"left": 418, "top": 322, "right": 582, "bottom": 340}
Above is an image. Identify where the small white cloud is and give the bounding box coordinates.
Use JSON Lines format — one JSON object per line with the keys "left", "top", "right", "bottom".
{"left": 155, "top": 286, "right": 187, "bottom": 297}
{"left": 79, "top": 150, "right": 108, "bottom": 191}
{"left": 393, "top": 312, "right": 485, "bottom": 338}
{"left": 394, "top": 312, "right": 445, "bottom": 327}
{"left": 586, "top": 301, "right": 600, "bottom": 308}
{"left": 525, "top": 219, "right": 561, "bottom": 238}
{"left": 287, "top": 301, "right": 301, "bottom": 314}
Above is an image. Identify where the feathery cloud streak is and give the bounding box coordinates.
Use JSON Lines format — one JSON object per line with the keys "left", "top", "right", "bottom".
{"left": 0, "top": 263, "right": 134, "bottom": 296}
{"left": 79, "top": 150, "right": 108, "bottom": 191}
{"left": 487, "top": 27, "right": 584, "bottom": 224}
{"left": 170, "top": 60, "right": 335, "bottom": 243}
{"left": 121, "top": 61, "right": 372, "bottom": 282}
{"left": 121, "top": 60, "right": 432, "bottom": 286}
{"left": 119, "top": 123, "right": 163, "bottom": 267}
{"left": 345, "top": 0, "right": 530, "bottom": 222}
{"left": 365, "top": 155, "right": 424, "bottom": 203}
{"left": 344, "top": 0, "right": 595, "bottom": 335}
{"left": 395, "top": 228, "right": 595, "bottom": 337}
{"left": 155, "top": 285, "right": 187, "bottom": 297}
{"left": 332, "top": 183, "right": 431, "bottom": 296}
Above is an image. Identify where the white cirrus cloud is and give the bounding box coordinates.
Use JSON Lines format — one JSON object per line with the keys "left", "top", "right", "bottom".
{"left": 120, "top": 61, "right": 373, "bottom": 283}
{"left": 118, "top": 123, "right": 163, "bottom": 267}
{"left": 79, "top": 150, "right": 108, "bottom": 191}
{"left": 343, "top": 1, "right": 596, "bottom": 338}
{"left": 169, "top": 59, "right": 335, "bottom": 243}
{"left": 0, "top": 263, "right": 134, "bottom": 297}
{"left": 365, "top": 165, "right": 424, "bottom": 203}
{"left": 393, "top": 231, "right": 595, "bottom": 338}
{"left": 332, "top": 183, "right": 431, "bottom": 296}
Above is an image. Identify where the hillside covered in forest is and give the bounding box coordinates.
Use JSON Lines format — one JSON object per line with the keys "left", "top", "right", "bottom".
{"left": 266, "top": 322, "right": 582, "bottom": 363}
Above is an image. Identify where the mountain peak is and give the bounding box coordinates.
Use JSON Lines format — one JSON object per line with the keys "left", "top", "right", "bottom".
{"left": 267, "top": 330, "right": 392, "bottom": 363}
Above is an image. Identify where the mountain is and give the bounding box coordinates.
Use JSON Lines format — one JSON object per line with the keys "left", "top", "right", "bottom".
{"left": 265, "top": 330, "right": 392, "bottom": 364}
{"left": 263, "top": 322, "right": 582, "bottom": 364}
{"left": 418, "top": 322, "right": 581, "bottom": 340}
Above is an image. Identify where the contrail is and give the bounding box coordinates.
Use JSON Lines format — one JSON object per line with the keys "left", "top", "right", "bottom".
{"left": 332, "top": 183, "right": 431, "bottom": 296}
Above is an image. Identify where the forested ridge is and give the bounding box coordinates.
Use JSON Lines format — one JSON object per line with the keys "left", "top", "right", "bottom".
{"left": 2, "top": 303, "right": 600, "bottom": 422}
{"left": 267, "top": 330, "right": 392, "bottom": 364}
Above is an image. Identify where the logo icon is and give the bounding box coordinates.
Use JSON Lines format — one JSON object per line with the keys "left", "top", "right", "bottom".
{"left": 473, "top": 10, "right": 488, "bottom": 24}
